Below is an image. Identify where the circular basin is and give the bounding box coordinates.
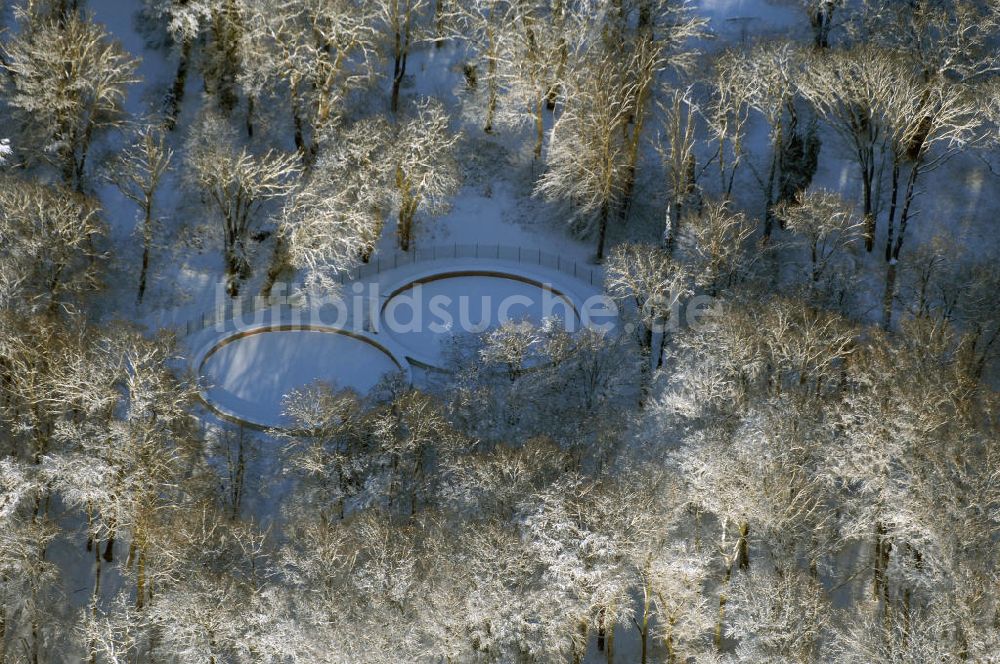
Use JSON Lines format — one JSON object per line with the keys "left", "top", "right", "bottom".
{"left": 380, "top": 271, "right": 580, "bottom": 367}
{"left": 198, "top": 325, "right": 405, "bottom": 428}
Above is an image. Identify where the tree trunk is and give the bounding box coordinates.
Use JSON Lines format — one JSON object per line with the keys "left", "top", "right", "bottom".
{"left": 136, "top": 543, "right": 146, "bottom": 609}
{"left": 595, "top": 200, "right": 609, "bottom": 262}
{"left": 882, "top": 259, "right": 897, "bottom": 329}
{"left": 292, "top": 98, "right": 307, "bottom": 159}
{"left": 261, "top": 232, "right": 287, "bottom": 299}
{"left": 736, "top": 521, "right": 750, "bottom": 570}
{"left": 533, "top": 97, "right": 544, "bottom": 159}
{"left": 391, "top": 30, "right": 408, "bottom": 113}
{"left": 637, "top": 582, "right": 651, "bottom": 664}
{"left": 884, "top": 159, "right": 900, "bottom": 263}
{"left": 597, "top": 607, "right": 606, "bottom": 651}
{"left": 484, "top": 46, "right": 498, "bottom": 132}
{"left": 873, "top": 521, "right": 891, "bottom": 604}
{"left": 715, "top": 555, "right": 735, "bottom": 651}
{"left": 398, "top": 208, "right": 412, "bottom": 252}
{"left": 225, "top": 247, "right": 242, "bottom": 297}
{"left": 0, "top": 600, "right": 6, "bottom": 664}
{"left": 656, "top": 314, "right": 670, "bottom": 368}
{"left": 138, "top": 199, "right": 153, "bottom": 303}
{"left": 762, "top": 125, "right": 782, "bottom": 243}
{"left": 606, "top": 618, "right": 615, "bottom": 664}
{"left": 246, "top": 96, "right": 255, "bottom": 138}
{"left": 892, "top": 162, "right": 920, "bottom": 261}
{"left": 862, "top": 160, "right": 875, "bottom": 252}
{"left": 166, "top": 38, "right": 192, "bottom": 131}
{"left": 88, "top": 541, "right": 102, "bottom": 664}
{"left": 434, "top": 0, "right": 445, "bottom": 47}
{"left": 883, "top": 163, "right": 920, "bottom": 328}
{"left": 664, "top": 615, "right": 677, "bottom": 663}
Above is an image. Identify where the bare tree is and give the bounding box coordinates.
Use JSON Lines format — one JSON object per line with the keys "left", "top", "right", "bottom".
{"left": 1, "top": 12, "right": 139, "bottom": 190}
{"left": 733, "top": 42, "right": 820, "bottom": 242}
{"left": 240, "top": 0, "right": 377, "bottom": 162}
{"left": 797, "top": 46, "right": 897, "bottom": 252}
{"left": 185, "top": 113, "right": 300, "bottom": 296}
{"left": 43, "top": 324, "right": 199, "bottom": 611}
{"left": 708, "top": 48, "right": 755, "bottom": 201}
{"left": 613, "top": 0, "right": 706, "bottom": 225}
{"left": 605, "top": 243, "right": 690, "bottom": 402}
{"left": 105, "top": 124, "right": 173, "bottom": 303}
{"left": 266, "top": 188, "right": 373, "bottom": 298}
{"left": 0, "top": 176, "right": 105, "bottom": 313}
{"left": 371, "top": 0, "right": 429, "bottom": 112}
{"left": 201, "top": 0, "right": 245, "bottom": 114}
{"left": 490, "top": 0, "right": 585, "bottom": 158}
{"left": 877, "top": 74, "right": 985, "bottom": 327}
{"left": 774, "top": 188, "right": 862, "bottom": 284}
{"left": 801, "top": 0, "right": 843, "bottom": 49}
{"left": 390, "top": 100, "right": 460, "bottom": 251}
{"left": 677, "top": 199, "right": 756, "bottom": 295}
{"left": 852, "top": 0, "right": 1000, "bottom": 84}
{"left": 450, "top": 0, "right": 519, "bottom": 134}
{"left": 658, "top": 88, "right": 701, "bottom": 254}
{"left": 535, "top": 45, "right": 636, "bottom": 261}
{"left": 142, "top": 0, "right": 213, "bottom": 128}
{"left": 727, "top": 564, "right": 828, "bottom": 661}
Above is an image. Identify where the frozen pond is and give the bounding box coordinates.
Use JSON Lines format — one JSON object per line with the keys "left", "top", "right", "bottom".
{"left": 199, "top": 326, "right": 404, "bottom": 428}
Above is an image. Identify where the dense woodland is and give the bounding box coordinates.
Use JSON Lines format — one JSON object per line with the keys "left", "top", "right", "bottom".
{"left": 1, "top": 0, "right": 1000, "bottom": 662}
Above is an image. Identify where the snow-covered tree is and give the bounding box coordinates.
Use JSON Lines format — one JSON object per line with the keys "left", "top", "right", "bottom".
{"left": 1, "top": 12, "right": 139, "bottom": 189}
{"left": 707, "top": 48, "right": 755, "bottom": 201}
{"left": 801, "top": 0, "right": 843, "bottom": 49}
{"left": 105, "top": 123, "right": 173, "bottom": 303}
{"left": 727, "top": 564, "right": 828, "bottom": 661}
{"left": 648, "top": 540, "right": 714, "bottom": 663}
{"left": 448, "top": 320, "right": 634, "bottom": 454}
{"left": 535, "top": 46, "right": 635, "bottom": 261}
{"left": 201, "top": 0, "right": 245, "bottom": 114}
{"left": 796, "top": 46, "right": 898, "bottom": 252}
{"left": 390, "top": 100, "right": 460, "bottom": 251}
{"left": 610, "top": 0, "right": 706, "bottom": 225}
{"left": 371, "top": 0, "right": 429, "bottom": 112}
{"left": 658, "top": 88, "right": 701, "bottom": 253}
{"left": 876, "top": 72, "right": 985, "bottom": 327}
{"left": 450, "top": 0, "right": 519, "bottom": 134}
{"left": 534, "top": 1, "right": 704, "bottom": 250}
{"left": 677, "top": 199, "right": 756, "bottom": 295}
{"left": 185, "top": 112, "right": 301, "bottom": 296}
{"left": 728, "top": 42, "right": 819, "bottom": 241}
{"left": 141, "top": 0, "right": 213, "bottom": 127}
{"left": 851, "top": 0, "right": 1000, "bottom": 84}
{"left": 774, "top": 188, "right": 862, "bottom": 284}
{"left": 240, "top": 0, "right": 377, "bottom": 161}
{"left": 0, "top": 175, "right": 105, "bottom": 313}
{"left": 605, "top": 243, "right": 690, "bottom": 400}
{"left": 263, "top": 116, "right": 393, "bottom": 296}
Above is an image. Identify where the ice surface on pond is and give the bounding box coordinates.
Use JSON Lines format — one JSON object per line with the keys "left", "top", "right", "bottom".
{"left": 200, "top": 329, "right": 402, "bottom": 427}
